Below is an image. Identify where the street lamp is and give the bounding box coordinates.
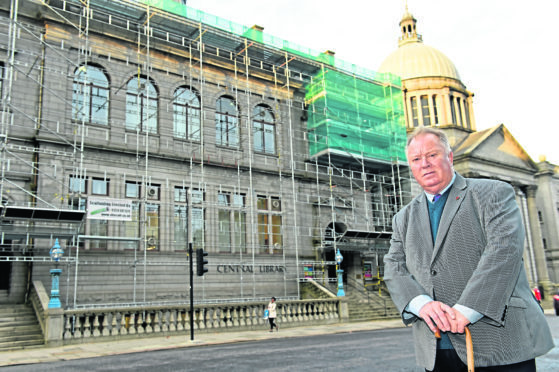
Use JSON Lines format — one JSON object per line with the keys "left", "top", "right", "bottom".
{"left": 335, "top": 248, "right": 345, "bottom": 297}
{"left": 48, "top": 238, "right": 64, "bottom": 309}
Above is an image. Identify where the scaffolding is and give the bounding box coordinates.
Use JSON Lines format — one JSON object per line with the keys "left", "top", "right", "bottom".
{"left": 0, "top": 0, "right": 411, "bottom": 308}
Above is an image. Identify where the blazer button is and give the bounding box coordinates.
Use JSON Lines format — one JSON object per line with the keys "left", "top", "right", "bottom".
{"left": 430, "top": 270, "right": 437, "bottom": 276}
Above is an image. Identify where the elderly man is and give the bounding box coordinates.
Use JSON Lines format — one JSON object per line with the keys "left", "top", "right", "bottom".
{"left": 384, "top": 127, "right": 553, "bottom": 372}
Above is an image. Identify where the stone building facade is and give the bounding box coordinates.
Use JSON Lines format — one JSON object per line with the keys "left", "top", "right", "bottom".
{"left": 0, "top": 0, "right": 409, "bottom": 307}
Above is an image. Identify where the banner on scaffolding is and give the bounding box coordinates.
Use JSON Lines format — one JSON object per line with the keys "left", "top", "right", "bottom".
{"left": 87, "top": 197, "right": 133, "bottom": 221}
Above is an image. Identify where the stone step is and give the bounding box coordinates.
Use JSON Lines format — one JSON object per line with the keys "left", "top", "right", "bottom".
{"left": 0, "top": 333, "right": 44, "bottom": 343}
{"left": 0, "top": 324, "right": 43, "bottom": 335}
{"left": 0, "top": 304, "right": 44, "bottom": 351}
{"left": 0, "top": 338, "right": 45, "bottom": 352}
{"left": 0, "top": 319, "right": 40, "bottom": 328}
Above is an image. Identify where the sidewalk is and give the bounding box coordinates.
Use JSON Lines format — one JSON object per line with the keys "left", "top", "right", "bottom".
{"left": 0, "top": 318, "right": 406, "bottom": 367}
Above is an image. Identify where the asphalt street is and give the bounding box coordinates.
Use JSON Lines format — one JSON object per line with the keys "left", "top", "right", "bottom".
{"left": 2, "top": 315, "right": 558, "bottom": 372}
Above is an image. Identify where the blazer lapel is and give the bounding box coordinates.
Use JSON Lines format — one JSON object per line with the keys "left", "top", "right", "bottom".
{"left": 432, "top": 174, "right": 467, "bottom": 261}
{"left": 413, "top": 193, "right": 434, "bottom": 252}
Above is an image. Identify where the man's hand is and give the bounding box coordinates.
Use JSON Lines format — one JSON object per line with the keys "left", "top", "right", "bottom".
{"left": 448, "top": 309, "right": 470, "bottom": 334}
{"left": 418, "top": 301, "right": 456, "bottom": 335}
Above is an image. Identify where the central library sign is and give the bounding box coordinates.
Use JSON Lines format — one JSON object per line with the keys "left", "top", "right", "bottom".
{"left": 216, "top": 264, "right": 286, "bottom": 274}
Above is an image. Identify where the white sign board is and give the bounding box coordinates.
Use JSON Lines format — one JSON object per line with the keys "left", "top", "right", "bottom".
{"left": 87, "top": 197, "right": 132, "bottom": 221}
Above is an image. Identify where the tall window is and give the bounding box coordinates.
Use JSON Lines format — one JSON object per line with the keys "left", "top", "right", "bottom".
{"left": 215, "top": 96, "right": 239, "bottom": 147}
{"left": 252, "top": 104, "right": 275, "bottom": 154}
{"left": 126, "top": 76, "right": 158, "bottom": 134}
{"left": 257, "top": 195, "right": 282, "bottom": 254}
{"left": 174, "top": 187, "right": 188, "bottom": 251}
{"left": 191, "top": 190, "right": 205, "bottom": 250}
{"left": 420, "top": 95, "right": 431, "bottom": 126}
{"left": 450, "top": 96, "right": 457, "bottom": 125}
{"left": 173, "top": 86, "right": 201, "bottom": 141}
{"left": 432, "top": 95, "right": 439, "bottom": 125}
{"left": 146, "top": 203, "right": 159, "bottom": 250}
{"left": 410, "top": 97, "right": 419, "bottom": 127}
{"left": 464, "top": 100, "right": 471, "bottom": 129}
{"left": 72, "top": 64, "right": 109, "bottom": 125}
{"left": 217, "top": 192, "right": 246, "bottom": 253}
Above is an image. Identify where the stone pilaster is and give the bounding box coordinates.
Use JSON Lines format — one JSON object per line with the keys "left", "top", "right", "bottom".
{"left": 525, "top": 186, "right": 552, "bottom": 294}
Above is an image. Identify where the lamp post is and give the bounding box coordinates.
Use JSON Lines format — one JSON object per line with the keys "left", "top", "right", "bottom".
{"left": 48, "top": 238, "right": 64, "bottom": 309}
{"left": 335, "top": 248, "right": 345, "bottom": 297}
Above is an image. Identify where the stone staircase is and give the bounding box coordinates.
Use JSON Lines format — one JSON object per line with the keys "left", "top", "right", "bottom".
{"left": 300, "top": 281, "right": 400, "bottom": 322}
{"left": 0, "top": 303, "right": 44, "bottom": 351}
{"left": 346, "top": 289, "right": 400, "bottom": 322}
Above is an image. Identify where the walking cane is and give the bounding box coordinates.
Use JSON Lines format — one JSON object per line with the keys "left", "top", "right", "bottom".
{"left": 434, "top": 326, "right": 474, "bottom": 372}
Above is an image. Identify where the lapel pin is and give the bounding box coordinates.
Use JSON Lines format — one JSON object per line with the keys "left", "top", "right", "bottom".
{"left": 456, "top": 196, "right": 460, "bottom": 200}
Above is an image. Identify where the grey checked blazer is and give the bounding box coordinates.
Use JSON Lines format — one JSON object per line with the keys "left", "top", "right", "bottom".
{"left": 384, "top": 173, "right": 553, "bottom": 370}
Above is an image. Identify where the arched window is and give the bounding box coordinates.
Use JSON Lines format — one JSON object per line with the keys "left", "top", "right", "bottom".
{"left": 252, "top": 104, "right": 275, "bottom": 154}
{"left": 173, "top": 86, "right": 200, "bottom": 141}
{"left": 215, "top": 96, "right": 239, "bottom": 147}
{"left": 72, "top": 64, "right": 109, "bottom": 125}
{"left": 125, "top": 76, "right": 158, "bottom": 134}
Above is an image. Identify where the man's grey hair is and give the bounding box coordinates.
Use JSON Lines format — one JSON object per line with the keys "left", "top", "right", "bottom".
{"left": 407, "top": 127, "right": 452, "bottom": 155}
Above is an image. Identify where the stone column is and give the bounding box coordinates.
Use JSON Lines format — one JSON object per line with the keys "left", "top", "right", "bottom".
{"left": 514, "top": 187, "right": 537, "bottom": 284}
{"left": 466, "top": 93, "right": 476, "bottom": 131}
{"left": 525, "top": 186, "right": 552, "bottom": 293}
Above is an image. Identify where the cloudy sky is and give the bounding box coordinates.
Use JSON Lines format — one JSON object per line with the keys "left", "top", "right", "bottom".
{"left": 188, "top": 0, "right": 559, "bottom": 164}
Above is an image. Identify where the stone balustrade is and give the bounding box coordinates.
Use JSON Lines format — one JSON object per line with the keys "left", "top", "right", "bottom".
{"left": 31, "top": 282, "right": 342, "bottom": 345}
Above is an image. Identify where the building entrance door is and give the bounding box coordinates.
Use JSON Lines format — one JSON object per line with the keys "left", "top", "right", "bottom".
{"left": 0, "top": 255, "right": 11, "bottom": 290}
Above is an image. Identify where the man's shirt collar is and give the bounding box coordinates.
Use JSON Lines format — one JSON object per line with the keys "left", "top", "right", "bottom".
{"left": 425, "top": 173, "right": 456, "bottom": 203}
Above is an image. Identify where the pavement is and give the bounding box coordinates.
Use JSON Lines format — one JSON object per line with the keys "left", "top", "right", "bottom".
{"left": 0, "top": 318, "right": 407, "bottom": 367}
{"left": 2, "top": 307, "right": 556, "bottom": 367}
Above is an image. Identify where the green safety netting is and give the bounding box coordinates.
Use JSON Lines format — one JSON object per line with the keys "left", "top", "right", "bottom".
{"left": 305, "top": 69, "right": 406, "bottom": 162}
{"left": 136, "top": 1, "right": 406, "bottom": 162}
{"left": 136, "top": 0, "right": 401, "bottom": 86}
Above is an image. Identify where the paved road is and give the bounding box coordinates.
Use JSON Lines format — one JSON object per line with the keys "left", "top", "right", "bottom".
{"left": 3, "top": 315, "right": 559, "bottom": 371}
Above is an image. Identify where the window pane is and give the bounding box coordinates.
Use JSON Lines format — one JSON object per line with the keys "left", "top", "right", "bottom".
{"left": 126, "top": 182, "right": 140, "bottom": 198}
{"left": 192, "top": 207, "right": 204, "bottom": 249}
{"left": 232, "top": 211, "right": 246, "bottom": 253}
{"left": 72, "top": 65, "right": 109, "bottom": 125}
{"left": 216, "top": 97, "right": 239, "bottom": 147}
{"left": 174, "top": 205, "right": 187, "bottom": 250}
{"left": 92, "top": 178, "right": 108, "bottom": 195}
{"left": 69, "top": 176, "right": 86, "bottom": 193}
{"left": 258, "top": 214, "right": 269, "bottom": 251}
{"left": 264, "top": 123, "right": 275, "bottom": 154}
{"left": 174, "top": 187, "right": 187, "bottom": 202}
{"left": 89, "top": 220, "right": 108, "bottom": 249}
{"left": 146, "top": 203, "right": 159, "bottom": 250}
{"left": 218, "top": 209, "right": 231, "bottom": 253}
{"left": 257, "top": 196, "right": 267, "bottom": 210}
{"left": 253, "top": 122, "right": 263, "bottom": 152}
{"left": 123, "top": 202, "right": 140, "bottom": 249}
{"left": 126, "top": 77, "right": 158, "bottom": 133}
{"left": 410, "top": 97, "right": 419, "bottom": 127}
{"left": 420, "top": 95, "right": 430, "bottom": 126}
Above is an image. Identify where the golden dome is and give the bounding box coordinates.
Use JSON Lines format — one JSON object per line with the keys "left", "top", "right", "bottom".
{"left": 378, "top": 42, "right": 461, "bottom": 81}
{"left": 378, "top": 8, "right": 461, "bottom": 81}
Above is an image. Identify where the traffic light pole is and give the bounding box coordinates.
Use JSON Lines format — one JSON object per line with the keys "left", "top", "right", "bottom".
{"left": 189, "top": 242, "right": 194, "bottom": 341}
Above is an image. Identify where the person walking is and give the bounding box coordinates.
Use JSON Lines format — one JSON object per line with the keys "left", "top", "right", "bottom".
{"left": 383, "top": 127, "right": 553, "bottom": 372}
{"left": 267, "top": 297, "right": 279, "bottom": 332}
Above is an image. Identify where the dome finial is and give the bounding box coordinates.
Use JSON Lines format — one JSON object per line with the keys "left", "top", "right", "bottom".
{"left": 399, "top": 2, "right": 422, "bottom": 47}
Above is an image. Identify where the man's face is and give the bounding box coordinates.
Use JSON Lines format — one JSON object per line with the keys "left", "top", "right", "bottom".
{"left": 406, "top": 133, "right": 454, "bottom": 194}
